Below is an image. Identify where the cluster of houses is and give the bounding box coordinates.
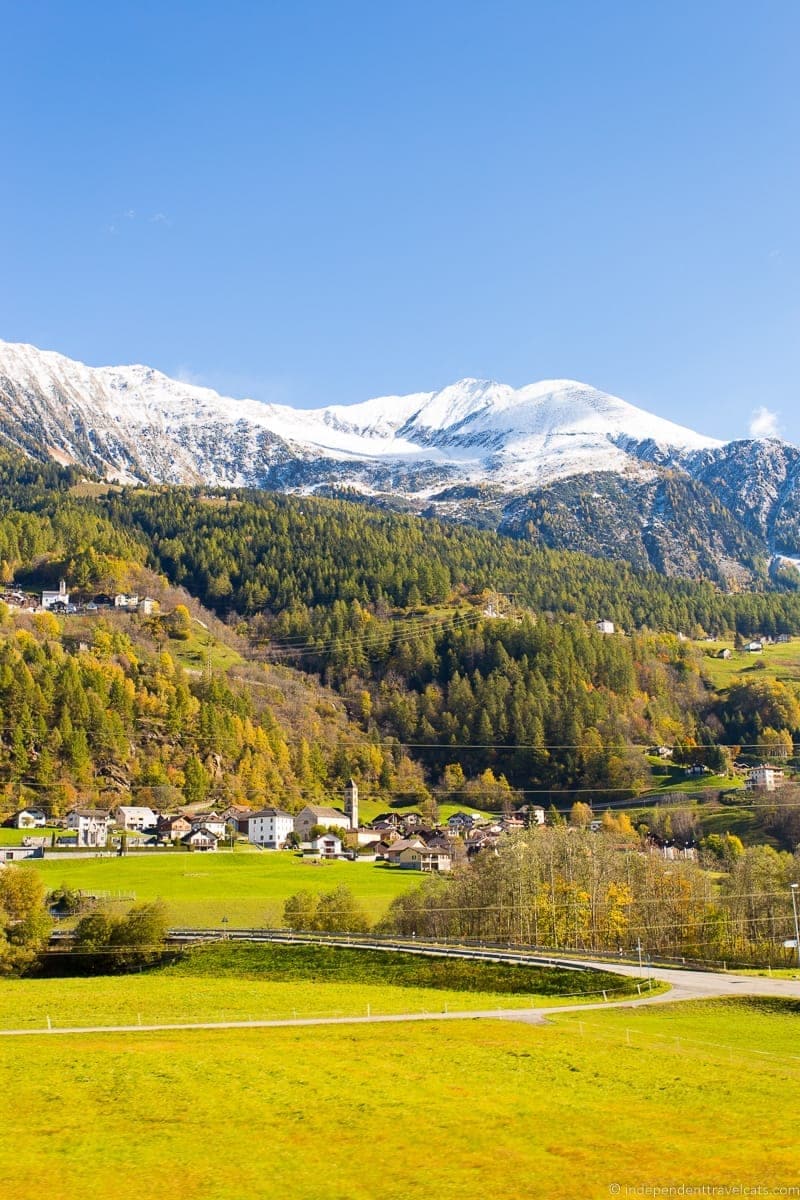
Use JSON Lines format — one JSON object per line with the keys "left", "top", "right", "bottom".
{"left": 0, "top": 579, "right": 158, "bottom": 616}
{"left": 207, "top": 786, "right": 548, "bottom": 871}
{"left": 3, "top": 782, "right": 550, "bottom": 872}
{"left": 5, "top": 753, "right": 794, "bottom": 869}
{"left": 715, "top": 633, "right": 792, "bottom": 658}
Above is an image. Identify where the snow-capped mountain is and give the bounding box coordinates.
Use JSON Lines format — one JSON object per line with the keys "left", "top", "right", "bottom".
{"left": 1, "top": 338, "right": 799, "bottom": 582}
{"left": 0, "top": 338, "right": 719, "bottom": 489}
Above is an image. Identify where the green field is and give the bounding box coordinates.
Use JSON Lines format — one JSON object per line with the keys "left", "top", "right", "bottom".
{"left": 627, "top": 792, "right": 772, "bottom": 846}
{"left": 354, "top": 794, "right": 496, "bottom": 824}
{"left": 699, "top": 636, "right": 800, "bottom": 689}
{"left": 1, "top": 995, "right": 797, "bottom": 1199}
{"left": 0, "top": 826, "right": 58, "bottom": 845}
{"left": 0, "top": 944, "right": 640, "bottom": 1031}
{"left": 31, "top": 849, "right": 423, "bottom": 926}
{"left": 641, "top": 759, "right": 743, "bottom": 795}
{"left": 169, "top": 619, "right": 244, "bottom": 674}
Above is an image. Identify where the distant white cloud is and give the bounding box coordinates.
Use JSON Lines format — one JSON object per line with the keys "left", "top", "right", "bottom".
{"left": 175, "top": 365, "right": 205, "bottom": 387}
{"left": 749, "top": 406, "right": 781, "bottom": 439}
{"left": 103, "top": 209, "right": 171, "bottom": 235}
{"left": 172, "top": 365, "right": 297, "bottom": 406}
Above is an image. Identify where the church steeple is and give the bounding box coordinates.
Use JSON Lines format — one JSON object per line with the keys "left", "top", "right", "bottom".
{"left": 344, "top": 778, "right": 358, "bottom": 829}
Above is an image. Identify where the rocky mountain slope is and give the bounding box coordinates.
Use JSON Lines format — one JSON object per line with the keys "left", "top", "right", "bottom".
{"left": 1, "top": 338, "right": 799, "bottom": 582}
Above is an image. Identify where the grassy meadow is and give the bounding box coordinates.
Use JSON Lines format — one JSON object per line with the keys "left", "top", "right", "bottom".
{"left": 31, "top": 849, "right": 423, "bottom": 926}
{"left": 0, "top": 944, "right": 640, "bottom": 1031}
{"left": 1, "top": 996, "right": 797, "bottom": 1200}
{"left": 699, "top": 635, "right": 800, "bottom": 689}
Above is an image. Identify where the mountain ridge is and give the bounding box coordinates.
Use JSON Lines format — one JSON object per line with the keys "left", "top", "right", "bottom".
{"left": 1, "top": 337, "right": 799, "bottom": 584}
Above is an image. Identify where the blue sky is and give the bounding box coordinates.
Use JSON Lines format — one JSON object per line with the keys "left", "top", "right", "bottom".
{"left": 1, "top": 0, "right": 798, "bottom": 441}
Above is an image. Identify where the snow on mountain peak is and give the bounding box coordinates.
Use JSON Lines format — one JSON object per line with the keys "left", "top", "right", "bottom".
{"left": 0, "top": 338, "right": 724, "bottom": 491}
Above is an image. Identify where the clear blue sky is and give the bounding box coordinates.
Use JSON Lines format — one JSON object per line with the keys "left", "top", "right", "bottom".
{"left": 1, "top": 0, "right": 798, "bottom": 441}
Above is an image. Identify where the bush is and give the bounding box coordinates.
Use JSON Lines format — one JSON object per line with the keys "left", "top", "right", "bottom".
{"left": 0, "top": 867, "right": 52, "bottom": 975}
{"left": 283, "top": 885, "right": 370, "bottom": 934}
{"left": 74, "top": 900, "right": 169, "bottom": 966}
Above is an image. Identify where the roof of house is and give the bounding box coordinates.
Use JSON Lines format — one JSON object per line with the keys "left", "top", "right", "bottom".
{"left": 68, "top": 808, "right": 109, "bottom": 819}
{"left": 115, "top": 805, "right": 156, "bottom": 817}
{"left": 385, "top": 837, "right": 427, "bottom": 855}
{"left": 299, "top": 806, "right": 348, "bottom": 820}
{"left": 250, "top": 807, "right": 294, "bottom": 819}
{"left": 397, "top": 844, "right": 451, "bottom": 858}
{"left": 182, "top": 827, "right": 219, "bottom": 842}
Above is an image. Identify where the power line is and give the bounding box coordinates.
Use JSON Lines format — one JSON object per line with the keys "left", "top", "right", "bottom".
{"left": 261, "top": 608, "right": 479, "bottom": 649}
{"left": 263, "top": 610, "right": 483, "bottom": 657}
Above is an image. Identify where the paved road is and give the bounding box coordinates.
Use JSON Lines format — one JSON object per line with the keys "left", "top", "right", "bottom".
{"left": 0, "top": 989, "right": 687, "bottom": 1039}
{"left": 2, "top": 954, "right": 798, "bottom": 1038}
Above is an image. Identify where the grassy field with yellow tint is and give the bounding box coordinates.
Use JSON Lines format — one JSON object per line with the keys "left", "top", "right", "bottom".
{"left": 0, "top": 943, "right": 642, "bottom": 1031}
{"left": 1, "top": 996, "right": 797, "bottom": 1200}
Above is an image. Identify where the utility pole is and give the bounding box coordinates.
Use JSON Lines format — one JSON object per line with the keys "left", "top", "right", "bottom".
{"left": 790, "top": 884, "right": 800, "bottom": 968}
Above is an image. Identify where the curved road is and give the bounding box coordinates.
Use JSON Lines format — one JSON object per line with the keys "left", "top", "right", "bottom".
{"left": 2, "top": 943, "right": 798, "bottom": 1038}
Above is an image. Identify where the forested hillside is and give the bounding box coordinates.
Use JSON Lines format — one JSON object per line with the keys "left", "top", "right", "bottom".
{"left": 99, "top": 487, "right": 800, "bottom": 635}
{"left": 0, "top": 610, "right": 423, "bottom": 818}
{"left": 0, "top": 454, "right": 798, "bottom": 815}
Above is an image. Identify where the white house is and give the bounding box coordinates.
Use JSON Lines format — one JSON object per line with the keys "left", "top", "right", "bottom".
{"left": 191, "top": 813, "right": 227, "bottom": 839}
{"left": 306, "top": 833, "right": 344, "bottom": 859}
{"left": 748, "top": 765, "right": 785, "bottom": 792}
{"left": 447, "top": 811, "right": 480, "bottom": 833}
{"left": 248, "top": 808, "right": 294, "bottom": 848}
{"left": 114, "top": 593, "right": 140, "bottom": 610}
{"left": 395, "top": 843, "right": 452, "bottom": 873}
{"left": 596, "top": 619, "right": 615, "bottom": 635}
{"left": 294, "top": 805, "right": 351, "bottom": 840}
{"left": 114, "top": 805, "right": 157, "bottom": 831}
{"left": 41, "top": 580, "right": 70, "bottom": 610}
{"left": 743, "top": 640, "right": 763, "bottom": 653}
{"left": 138, "top": 597, "right": 157, "bottom": 616}
{"left": 13, "top": 809, "right": 47, "bottom": 829}
{"left": 181, "top": 827, "right": 219, "bottom": 852}
{"left": 65, "top": 809, "right": 110, "bottom": 847}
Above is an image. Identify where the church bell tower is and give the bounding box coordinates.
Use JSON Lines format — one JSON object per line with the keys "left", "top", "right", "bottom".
{"left": 344, "top": 778, "right": 359, "bottom": 829}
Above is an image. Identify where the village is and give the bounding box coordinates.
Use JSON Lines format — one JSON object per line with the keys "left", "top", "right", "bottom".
{"left": 0, "top": 580, "right": 158, "bottom": 617}
{"left": 4, "top": 753, "right": 789, "bottom": 875}
{"left": 2, "top": 777, "right": 554, "bottom": 872}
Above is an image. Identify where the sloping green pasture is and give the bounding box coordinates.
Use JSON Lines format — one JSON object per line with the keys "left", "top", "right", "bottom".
{"left": 31, "top": 850, "right": 421, "bottom": 926}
